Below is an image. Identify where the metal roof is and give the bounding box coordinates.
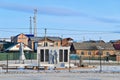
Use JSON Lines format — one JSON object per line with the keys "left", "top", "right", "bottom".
{"left": 72, "top": 42, "right": 115, "bottom": 50}
{"left": 29, "top": 36, "right": 62, "bottom": 42}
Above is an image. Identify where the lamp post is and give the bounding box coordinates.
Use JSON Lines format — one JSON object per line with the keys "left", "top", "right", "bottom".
{"left": 38, "top": 53, "right": 40, "bottom": 72}
{"left": 6, "top": 53, "right": 8, "bottom": 73}
{"left": 99, "top": 51, "right": 102, "bottom": 72}
{"left": 106, "top": 53, "right": 109, "bottom": 62}
{"left": 69, "top": 54, "right": 70, "bottom": 72}
{"left": 88, "top": 52, "right": 91, "bottom": 65}
{"left": 79, "top": 54, "right": 82, "bottom": 67}
{"left": 97, "top": 46, "right": 104, "bottom": 72}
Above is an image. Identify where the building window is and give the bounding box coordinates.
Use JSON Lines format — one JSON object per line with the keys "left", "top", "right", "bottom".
{"left": 88, "top": 51, "right": 91, "bottom": 55}
{"left": 45, "top": 49, "right": 49, "bottom": 61}
{"left": 59, "top": 49, "right": 63, "bottom": 62}
{"left": 106, "top": 52, "right": 110, "bottom": 56}
{"left": 40, "top": 49, "right": 44, "bottom": 62}
{"left": 55, "top": 42, "right": 58, "bottom": 46}
{"left": 81, "top": 52, "right": 84, "bottom": 55}
{"left": 44, "top": 42, "right": 48, "bottom": 47}
{"left": 64, "top": 50, "right": 68, "bottom": 62}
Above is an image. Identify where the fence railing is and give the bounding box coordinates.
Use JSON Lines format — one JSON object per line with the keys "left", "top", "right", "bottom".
{"left": 0, "top": 52, "right": 37, "bottom": 60}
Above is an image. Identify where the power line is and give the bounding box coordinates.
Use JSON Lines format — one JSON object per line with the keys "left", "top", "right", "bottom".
{"left": 0, "top": 27, "right": 119, "bottom": 36}
{"left": 0, "top": 27, "right": 117, "bottom": 33}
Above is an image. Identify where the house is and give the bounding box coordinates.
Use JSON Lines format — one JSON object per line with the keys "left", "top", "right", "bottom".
{"left": 11, "top": 33, "right": 73, "bottom": 52}
{"left": 0, "top": 41, "right": 15, "bottom": 52}
{"left": 28, "top": 36, "right": 62, "bottom": 51}
{"left": 112, "top": 40, "right": 120, "bottom": 61}
{"left": 62, "top": 38, "right": 73, "bottom": 47}
{"left": 70, "top": 42, "right": 115, "bottom": 57}
{"left": 29, "top": 36, "right": 73, "bottom": 51}
{"left": 11, "top": 33, "right": 34, "bottom": 46}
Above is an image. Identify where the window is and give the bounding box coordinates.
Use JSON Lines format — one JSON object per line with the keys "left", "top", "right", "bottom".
{"left": 45, "top": 49, "right": 49, "bottom": 61}
{"left": 40, "top": 49, "right": 44, "bottom": 62}
{"left": 88, "top": 51, "right": 91, "bottom": 55}
{"left": 59, "top": 50, "right": 63, "bottom": 62}
{"left": 55, "top": 42, "right": 58, "bottom": 46}
{"left": 81, "top": 52, "right": 84, "bottom": 55}
{"left": 106, "top": 52, "right": 110, "bottom": 56}
{"left": 64, "top": 50, "right": 68, "bottom": 62}
{"left": 44, "top": 42, "right": 48, "bottom": 46}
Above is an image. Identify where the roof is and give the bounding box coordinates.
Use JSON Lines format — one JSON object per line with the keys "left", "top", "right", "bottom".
{"left": 72, "top": 42, "right": 114, "bottom": 50}
{"left": 113, "top": 44, "right": 120, "bottom": 50}
{"left": 13, "top": 33, "right": 34, "bottom": 39}
{"left": 25, "top": 34, "right": 34, "bottom": 37}
{"left": 29, "top": 36, "right": 62, "bottom": 42}
{"left": 83, "top": 40, "right": 105, "bottom": 43}
{"left": 5, "top": 43, "right": 32, "bottom": 51}
{"left": 110, "top": 40, "right": 120, "bottom": 43}
{"left": 72, "top": 42, "right": 97, "bottom": 50}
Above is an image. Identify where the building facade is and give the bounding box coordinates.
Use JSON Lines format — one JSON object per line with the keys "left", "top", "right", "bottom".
{"left": 37, "top": 46, "right": 70, "bottom": 64}
{"left": 11, "top": 33, "right": 34, "bottom": 46}
{"left": 70, "top": 42, "right": 116, "bottom": 57}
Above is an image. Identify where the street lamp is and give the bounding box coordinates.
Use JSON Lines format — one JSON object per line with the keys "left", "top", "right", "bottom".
{"left": 38, "top": 53, "right": 40, "bottom": 72}
{"left": 106, "top": 52, "right": 109, "bottom": 62}
{"left": 88, "top": 51, "right": 91, "bottom": 65}
{"left": 97, "top": 46, "right": 104, "bottom": 72}
{"left": 69, "top": 54, "right": 71, "bottom": 72}
{"left": 6, "top": 53, "right": 8, "bottom": 73}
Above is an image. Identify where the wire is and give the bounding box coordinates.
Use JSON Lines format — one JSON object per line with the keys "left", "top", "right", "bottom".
{"left": 0, "top": 27, "right": 119, "bottom": 35}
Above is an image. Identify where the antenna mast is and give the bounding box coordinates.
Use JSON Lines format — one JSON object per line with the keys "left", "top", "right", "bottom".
{"left": 33, "top": 9, "right": 37, "bottom": 37}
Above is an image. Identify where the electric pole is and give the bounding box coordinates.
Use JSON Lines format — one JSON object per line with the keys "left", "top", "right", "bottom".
{"left": 30, "top": 16, "right": 32, "bottom": 34}
{"left": 33, "top": 9, "right": 37, "bottom": 37}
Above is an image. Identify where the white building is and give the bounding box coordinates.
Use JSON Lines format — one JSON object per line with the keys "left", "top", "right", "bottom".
{"left": 37, "top": 46, "right": 70, "bottom": 68}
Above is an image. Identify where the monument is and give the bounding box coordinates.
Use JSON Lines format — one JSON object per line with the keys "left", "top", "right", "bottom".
{"left": 19, "top": 42, "right": 26, "bottom": 64}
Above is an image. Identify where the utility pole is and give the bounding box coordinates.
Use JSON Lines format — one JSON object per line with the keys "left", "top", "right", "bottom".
{"left": 44, "top": 28, "right": 47, "bottom": 47}
{"left": 33, "top": 9, "right": 37, "bottom": 37}
{"left": 30, "top": 16, "right": 32, "bottom": 34}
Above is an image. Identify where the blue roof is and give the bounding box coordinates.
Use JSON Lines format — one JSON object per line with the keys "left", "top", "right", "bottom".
{"left": 25, "top": 34, "right": 34, "bottom": 37}
{"left": 14, "top": 33, "right": 34, "bottom": 38}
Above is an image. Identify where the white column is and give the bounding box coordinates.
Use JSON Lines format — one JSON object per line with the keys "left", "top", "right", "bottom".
{"left": 44, "top": 49, "right": 45, "bottom": 62}
{"left": 63, "top": 49, "right": 64, "bottom": 62}
{"left": 57, "top": 49, "right": 59, "bottom": 63}
{"left": 68, "top": 49, "right": 70, "bottom": 63}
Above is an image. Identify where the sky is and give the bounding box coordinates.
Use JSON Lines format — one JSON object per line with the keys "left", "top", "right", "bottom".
{"left": 0, "top": 0, "right": 120, "bottom": 42}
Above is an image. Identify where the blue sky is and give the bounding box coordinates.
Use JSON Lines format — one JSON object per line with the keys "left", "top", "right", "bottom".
{"left": 0, "top": 0, "right": 120, "bottom": 42}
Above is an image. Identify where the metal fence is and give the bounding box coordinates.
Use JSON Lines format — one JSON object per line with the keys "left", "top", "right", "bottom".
{"left": 0, "top": 52, "right": 37, "bottom": 60}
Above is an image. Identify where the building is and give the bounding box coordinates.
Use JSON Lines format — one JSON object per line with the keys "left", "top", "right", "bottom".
{"left": 29, "top": 37, "right": 73, "bottom": 51}
{"left": 70, "top": 41, "right": 115, "bottom": 57}
{"left": 0, "top": 41, "right": 15, "bottom": 52}
{"left": 29, "top": 37, "right": 62, "bottom": 51}
{"left": 37, "top": 46, "right": 70, "bottom": 68}
{"left": 11, "top": 33, "right": 34, "bottom": 46}
{"left": 112, "top": 40, "right": 120, "bottom": 61}
{"left": 11, "top": 33, "right": 73, "bottom": 52}
{"left": 5, "top": 42, "right": 32, "bottom": 52}
{"left": 62, "top": 38, "right": 73, "bottom": 47}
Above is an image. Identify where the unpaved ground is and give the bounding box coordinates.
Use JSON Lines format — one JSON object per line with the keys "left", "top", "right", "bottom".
{"left": 0, "top": 72, "right": 119, "bottom": 80}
